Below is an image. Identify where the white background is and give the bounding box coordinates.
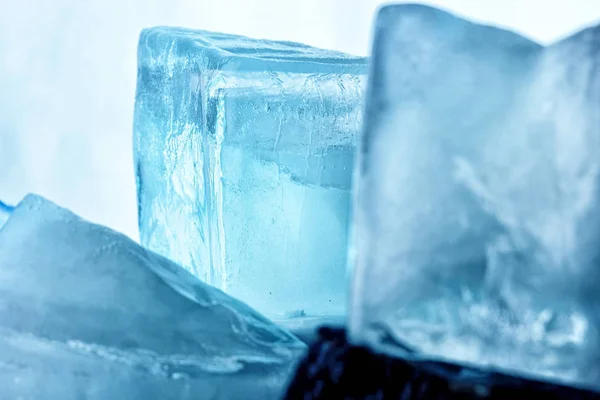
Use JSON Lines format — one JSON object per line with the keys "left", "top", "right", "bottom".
{"left": 1, "top": 0, "right": 599, "bottom": 239}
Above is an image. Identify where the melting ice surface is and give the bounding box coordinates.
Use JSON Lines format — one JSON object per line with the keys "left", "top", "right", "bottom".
{"left": 134, "top": 27, "right": 367, "bottom": 322}
{"left": 0, "top": 195, "right": 305, "bottom": 399}
{"left": 350, "top": 4, "right": 600, "bottom": 391}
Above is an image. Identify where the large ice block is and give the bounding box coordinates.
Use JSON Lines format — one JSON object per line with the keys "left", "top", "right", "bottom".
{"left": 134, "top": 27, "right": 367, "bottom": 321}
{"left": 0, "top": 195, "right": 305, "bottom": 399}
{"left": 351, "top": 4, "right": 600, "bottom": 391}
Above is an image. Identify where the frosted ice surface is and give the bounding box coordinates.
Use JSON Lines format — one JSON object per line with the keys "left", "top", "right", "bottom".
{"left": 0, "top": 200, "right": 11, "bottom": 229}
{"left": 0, "top": 195, "right": 305, "bottom": 399}
{"left": 134, "top": 27, "right": 367, "bottom": 322}
{"left": 350, "top": 4, "right": 600, "bottom": 391}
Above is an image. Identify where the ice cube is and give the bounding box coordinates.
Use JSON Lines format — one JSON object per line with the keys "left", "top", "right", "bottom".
{"left": 350, "top": 4, "right": 600, "bottom": 390}
{"left": 0, "top": 195, "right": 305, "bottom": 399}
{"left": 134, "top": 27, "right": 367, "bottom": 322}
{"left": 0, "top": 200, "right": 12, "bottom": 229}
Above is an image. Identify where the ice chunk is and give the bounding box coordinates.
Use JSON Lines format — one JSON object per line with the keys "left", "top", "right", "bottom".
{"left": 0, "top": 195, "right": 305, "bottom": 399}
{"left": 0, "top": 200, "right": 12, "bottom": 229}
{"left": 350, "top": 4, "right": 600, "bottom": 390}
{"left": 0, "top": 327, "right": 302, "bottom": 400}
{"left": 134, "top": 27, "right": 367, "bottom": 322}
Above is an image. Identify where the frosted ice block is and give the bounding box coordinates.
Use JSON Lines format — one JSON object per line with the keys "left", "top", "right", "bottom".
{"left": 350, "top": 4, "right": 600, "bottom": 391}
{"left": 0, "top": 195, "right": 304, "bottom": 399}
{"left": 134, "top": 27, "right": 367, "bottom": 321}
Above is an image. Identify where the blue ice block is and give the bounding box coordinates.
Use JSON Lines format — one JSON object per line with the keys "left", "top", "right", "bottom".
{"left": 134, "top": 27, "right": 367, "bottom": 322}
{"left": 350, "top": 4, "right": 600, "bottom": 391}
{"left": 0, "top": 195, "right": 304, "bottom": 399}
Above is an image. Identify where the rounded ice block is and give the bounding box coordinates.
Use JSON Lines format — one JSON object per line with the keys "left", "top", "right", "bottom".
{"left": 134, "top": 27, "right": 367, "bottom": 324}
{"left": 350, "top": 4, "right": 600, "bottom": 392}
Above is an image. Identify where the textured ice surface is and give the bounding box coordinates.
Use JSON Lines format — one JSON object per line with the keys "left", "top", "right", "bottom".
{"left": 350, "top": 4, "right": 600, "bottom": 391}
{"left": 0, "top": 200, "right": 11, "bottom": 229}
{"left": 0, "top": 195, "right": 305, "bottom": 399}
{"left": 134, "top": 27, "right": 367, "bottom": 321}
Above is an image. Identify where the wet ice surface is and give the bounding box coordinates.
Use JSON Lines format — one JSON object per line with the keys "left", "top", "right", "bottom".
{"left": 134, "top": 27, "right": 367, "bottom": 322}
{"left": 0, "top": 195, "right": 305, "bottom": 399}
{"left": 351, "top": 4, "right": 600, "bottom": 391}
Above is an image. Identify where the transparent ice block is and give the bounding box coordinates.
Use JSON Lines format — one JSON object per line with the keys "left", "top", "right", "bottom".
{"left": 134, "top": 27, "right": 367, "bottom": 322}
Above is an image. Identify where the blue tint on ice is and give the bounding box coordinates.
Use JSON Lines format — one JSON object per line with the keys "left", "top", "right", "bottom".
{"left": 134, "top": 27, "right": 367, "bottom": 322}
{"left": 0, "top": 195, "right": 304, "bottom": 399}
{"left": 351, "top": 4, "right": 600, "bottom": 391}
{"left": 0, "top": 200, "right": 13, "bottom": 229}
